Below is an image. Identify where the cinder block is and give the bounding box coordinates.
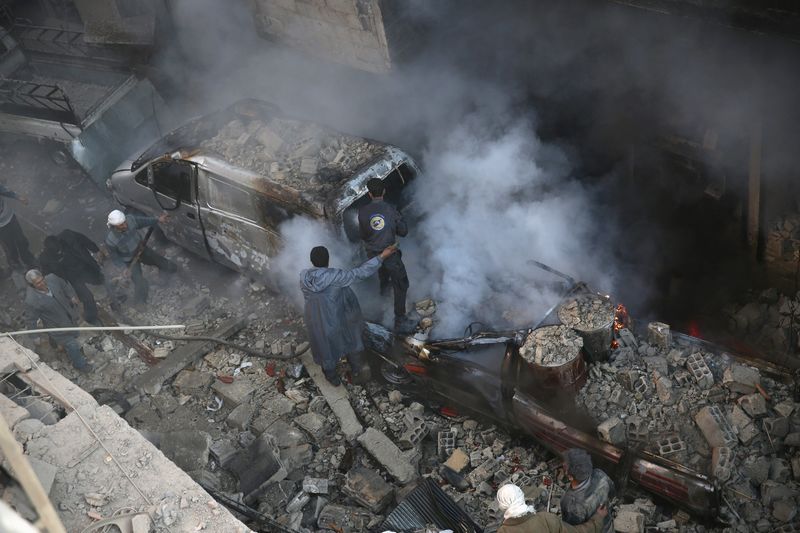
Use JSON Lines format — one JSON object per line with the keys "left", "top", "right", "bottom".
{"left": 657, "top": 434, "right": 687, "bottom": 458}
{"left": 711, "top": 446, "right": 733, "bottom": 481}
{"left": 695, "top": 405, "right": 737, "bottom": 448}
{"left": 686, "top": 353, "right": 713, "bottom": 389}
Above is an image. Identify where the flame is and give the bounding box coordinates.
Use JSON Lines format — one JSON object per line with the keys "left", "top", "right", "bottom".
{"left": 611, "top": 303, "right": 629, "bottom": 349}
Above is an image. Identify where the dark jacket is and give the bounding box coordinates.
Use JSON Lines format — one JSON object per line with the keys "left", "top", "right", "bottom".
{"left": 498, "top": 511, "right": 605, "bottom": 533}
{"left": 300, "top": 256, "right": 382, "bottom": 368}
{"left": 560, "top": 469, "right": 615, "bottom": 533}
{"left": 25, "top": 274, "right": 80, "bottom": 343}
{"left": 358, "top": 199, "right": 407, "bottom": 254}
{"left": 39, "top": 229, "right": 103, "bottom": 285}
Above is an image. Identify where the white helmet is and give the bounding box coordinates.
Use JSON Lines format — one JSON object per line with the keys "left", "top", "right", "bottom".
{"left": 107, "top": 209, "right": 126, "bottom": 227}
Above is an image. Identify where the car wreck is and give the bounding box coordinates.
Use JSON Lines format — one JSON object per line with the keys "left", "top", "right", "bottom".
{"left": 361, "top": 266, "right": 799, "bottom": 524}
{"left": 108, "top": 98, "right": 419, "bottom": 277}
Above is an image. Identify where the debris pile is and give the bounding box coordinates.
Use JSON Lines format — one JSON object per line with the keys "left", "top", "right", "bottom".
{"left": 726, "top": 287, "right": 799, "bottom": 354}
{"left": 201, "top": 116, "right": 385, "bottom": 192}
{"left": 558, "top": 294, "right": 615, "bottom": 331}
{"left": 520, "top": 325, "right": 583, "bottom": 367}
{"left": 576, "top": 324, "right": 800, "bottom": 530}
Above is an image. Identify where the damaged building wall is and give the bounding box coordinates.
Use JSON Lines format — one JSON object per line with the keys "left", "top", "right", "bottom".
{"left": 250, "top": 0, "right": 391, "bottom": 73}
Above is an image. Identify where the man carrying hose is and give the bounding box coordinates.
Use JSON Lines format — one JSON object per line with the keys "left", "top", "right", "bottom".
{"left": 24, "top": 269, "right": 91, "bottom": 372}
{"left": 104, "top": 209, "right": 177, "bottom": 304}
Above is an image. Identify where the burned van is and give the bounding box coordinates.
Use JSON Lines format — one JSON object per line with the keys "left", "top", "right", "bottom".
{"left": 108, "top": 99, "right": 419, "bottom": 275}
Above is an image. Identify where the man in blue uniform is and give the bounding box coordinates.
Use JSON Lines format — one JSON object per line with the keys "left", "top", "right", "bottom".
{"left": 358, "top": 178, "right": 410, "bottom": 329}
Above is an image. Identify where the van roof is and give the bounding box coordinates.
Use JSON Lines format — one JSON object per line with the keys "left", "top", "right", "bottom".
{"left": 134, "top": 99, "right": 396, "bottom": 209}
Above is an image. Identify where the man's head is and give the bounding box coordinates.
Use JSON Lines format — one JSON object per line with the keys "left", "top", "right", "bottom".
{"left": 366, "top": 178, "right": 385, "bottom": 199}
{"left": 107, "top": 210, "right": 128, "bottom": 232}
{"left": 564, "top": 448, "right": 593, "bottom": 486}
{"left": 310, "top": 246, "right": 329, "bottom": 268}
{"left": 25, "top": 269, "right": 47, "bottom": 292}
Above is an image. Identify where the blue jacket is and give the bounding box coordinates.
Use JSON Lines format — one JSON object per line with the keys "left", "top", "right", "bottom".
{"left": 300, "top": 256, "right": 382, "bottom": 368}
{"left": 105, "top": 214, "right": 157, "bottom": 265}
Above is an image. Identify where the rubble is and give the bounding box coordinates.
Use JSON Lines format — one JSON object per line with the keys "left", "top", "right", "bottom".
{"left": 343, "top": 467, "right": 394, "bottom": 512}
{"left": 357, "top": 428, "right": 417, "bottom": 484}
{"left": 520, "top": 325, "right": 583, "bottom": 366}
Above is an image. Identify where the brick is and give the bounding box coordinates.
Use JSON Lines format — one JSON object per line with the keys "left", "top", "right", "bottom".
{"left": 597, "top": 416, "right": 626, "bottom": 446}
{"left": 711, "top": 447, "right": 733, "bottom": 481}
{"left": 722, "top": 363, "right": 760, "bottom": 394}
{"left": 443, "top": 449, "right": 469, "bottom": 473}
{"left": 695, "top": 405, "right": 737, "bottom": 448}
{"left": 357, "top": 428, "right": 416, "bottom": 484}
{"left": 342, "top": 466, "right": 393, "bottom": 513}
{"left": 686, "top": 353, "right": 713, "bottom": 389}
{"left": 738, "top": 393, "right": 767, "bottom": 418}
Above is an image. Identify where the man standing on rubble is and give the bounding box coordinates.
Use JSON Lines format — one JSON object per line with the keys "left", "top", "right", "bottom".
{"left": 39, "top": 230, "right": 105, "bottom": 325}
{"left": 496, "top": 483, "right": 607, "bottom": 532}
{"left": 104, "top": 209, "right": 177, "bottom": 304}
{"left": 24, "top": 270, "right": 91, "bottom": 372}
{"left": 358, "top": 178, "right": 412, "bottom": 331}
{"left": 0, "top": 183, "right": 35, "bottom": 271}
{"left": 560, "top": 448, "right": 615, "bottom": 533}
{"left": 301, "top": 244, "right": 396, "bottom": 386}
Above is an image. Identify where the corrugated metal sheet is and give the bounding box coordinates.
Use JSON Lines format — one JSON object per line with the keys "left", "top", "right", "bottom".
{"left": 379, "top": 478, "right": 483, "bottom": 533}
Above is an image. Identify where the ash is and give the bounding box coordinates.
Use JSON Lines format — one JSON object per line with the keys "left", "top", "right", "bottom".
{"left": 558, "top": 294, "right": 615, "bottom": 331}
{"left": 520, "top": 325, "right": 584, "bottom": 367}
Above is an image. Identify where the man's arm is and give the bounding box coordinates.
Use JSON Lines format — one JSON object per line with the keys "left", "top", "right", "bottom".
{"left": 328, "top": 256, "right": 383, "bottom": 288}
{"left": 129, "top": 214, "right": 158, "bottom": 228}
{"left": 0, "top": 184, "right": 18, "bottom": 199}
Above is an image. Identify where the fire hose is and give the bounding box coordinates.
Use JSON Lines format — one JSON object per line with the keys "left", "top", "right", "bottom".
{"left": 0, "top": 325, "right": 309, "bottom": 360}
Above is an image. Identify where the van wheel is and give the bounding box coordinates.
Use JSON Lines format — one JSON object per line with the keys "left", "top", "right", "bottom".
{"left": 51, "top": 149, "right": 71, "bottom": 167}
{"left": 379, "top": 361, "right": 412, "bottom": 385}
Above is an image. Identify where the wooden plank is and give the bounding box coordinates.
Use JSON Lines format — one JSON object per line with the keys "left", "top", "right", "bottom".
{"left": 0, "top": 415, "right": 66, "bottom": 533}
{"left": 132, "top": 317, "right": 247, "bottom": 395}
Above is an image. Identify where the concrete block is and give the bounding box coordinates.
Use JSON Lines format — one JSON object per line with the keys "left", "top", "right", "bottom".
{"left": 764, "top": 417, "right": 790, "bottom": 438}
{"left": 647, "top": 322, "right": 672, "bottom": 349}
{"left": 295, "top": 412, "right": 327, "bottom": 440}
{"left": 722, "top": 363, "right": 760, "bottom": 394}
{"left": 774, "top": 401, "right": 796, "bottom": 418}
{"left": 614, "top": 509, "right": 645, "bottom": 533}
{"left": 211, "top": 378, "right": 255, "bottom": 407}
{"left": 173, "top": 370, "right": 213, "bottom": 393}
{"left": 303, "top": 476, "right": 329, "bottom": 494}
{"left": 738, "top": 393, "right": 767, "bottom": 418}
{"left": 711, "top": 447, "right": 733, "bottom": 482}
{"left": 209, "top": 439, "right": 237, "bottom": 467}
{"left": 317, "top": 504, "right": 371, "bottom": 533}
{"left": 745, "top": 457, "right": 771, "bottom": 485}
{"left": 760, "top": 480, "right": 797, "bottom": 506}
{"left": 343, "top": 466, "right": 393, "bottom": 512}
{"left": 444, "top": 449, "right": 469, "bottom": 473}
{"left": 160, "top": 431, "right": 212, "bottom": 472}
{"left": 357, "top": 428, "right": 416, "bottom": 484}
{"left": 686, "top": 353, "right": 713, "bottom": 389}
{"left": 653, "top": 373, "right": 675, "bottom": 405}
{"left": 226, "top": 403, "right": 255, "bottom": 430}
{"left": 657, "top": 434, "right": 687, "bottom": 459}
{"left": 626, "top": 415, "right": 649, "bottom": 443}
{"left": 695, "top": 405, "right": 737, "bottom": 448}
{"left": 466, "top": 458, "right": 498, "bottom": 487}
{"left": 598, "top": 416, "right": 626, "bottom": 446}
{"left": 437, "top": 431, "right": 456, "bottom": 459}
{"left": 770, "top": 459, "right": 791, "bottom": 483}
{"left": 773, "top": 499, "right": 797, "bottom": 522}
{"left": 0, "top": 394, "right": 30, "bottom": 429}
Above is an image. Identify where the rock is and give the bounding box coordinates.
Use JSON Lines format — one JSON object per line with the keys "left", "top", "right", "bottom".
{"left": 263, "top": 419, "right": 308, "bottom": 449}
{"left": 343, "top": 467, "right": 394, "bottom": 513}
{"left": 444, "top": 449, "right": 470, "bottom": 473}
{"left": 653, "top": 373, "right": 675, "bottom": 405}
{"left": 226, "top": 403, "right": 255, "bottom": 430}
{"left": 598, "top": 416, "right": 626, "bottom": 446}
{"left": 211, "top": 378, "right": 255, "bottom": 407}
{"left": 281, "top": 443, "right": 314, "bottom": 472}
{"left": 357, "top": 428, "right": 417, "bottom": 484}
{"left": 13, "top": 418, "right": 45, "bottom": 442}
{"left": 286, "top": 491, "right": 310, "bottom": 513}
{"left": 760, "top": 480, "right": 797, "bottom": 506}
{"left": 773, "top": 499, "right": 797, "bottom": 522}
{"left": 388, "top": 390, "right": 403, "bottom": 404}
{"left": 791, "top": 456, "right": 800, "bottom": 481}
{"left": 738, "top": 393, "right": 767, "bottom": 418}
{"left": 227, "top": 433, "right": 287, "bottom": 499}
{"left": 131, "top": 514, "right": 152, "bottom": 533}
{"left": 745, "top": 457, "right": 771, "bottom": 485}
{"left": 317, "top": 504, "right": 371, "bottom": 533}
{"left": 723, "top": 364, "right": 761, "bottom": 394}
{"left": 302, "top": 477, "right": 329, "bottom": 495}
{"left": 264, "top": 394, "right": 296, "bottom": 417}
{"left": 0, "top": 394, "right": 30, "bottom": 429}
{"left": 614, "top": 509, "right": 645, "bottom": 533}
{"left": 774, "top": 401, "right": 796, "bottom": 418}
{"left": 695, "top": 405, "right": 737, "bottom": 448}
{"left": 209, "top": 439, "right": 237, "bottom": 467}
{"left": 770, "top": 459, "right": 791, "bottom": 483}
{"left": 295, "top": 412, "right": 327, "bottom": 440}
{"left": 764, "top": 417, "right": 790, "bottom": 438}
{"left": 160, "top": 431, "right": 211, "bottom": 472}
{"left": 467, "top": 458, "right": 498, "bottom": 487}
{"left": 729, "top": 405, "right": 758, "bottom": 445}
{"left": 463, "top": 419, "right": 478, "bottom": 431}
{"left": 647, "top": 322, "right": 672, "bottom": 349}
{"left": 173, "top": 370, "right": 213, "bottom": 393}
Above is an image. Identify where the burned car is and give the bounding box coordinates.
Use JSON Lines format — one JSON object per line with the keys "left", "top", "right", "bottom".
{"left": 363, "top": 267, "right": 799, "bottom": 523}
{"left": 108, "top": 99, "right": 419, "bottom": 276}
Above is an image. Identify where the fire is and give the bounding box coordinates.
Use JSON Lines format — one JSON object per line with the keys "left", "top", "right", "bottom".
{"left": 611, "top": 303, "right": 629, "bottom": 349}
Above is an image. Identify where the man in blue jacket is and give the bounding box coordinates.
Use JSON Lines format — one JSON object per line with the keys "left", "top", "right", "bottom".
{"left": 301, "top": 244, "right": 396, "bottom": 386}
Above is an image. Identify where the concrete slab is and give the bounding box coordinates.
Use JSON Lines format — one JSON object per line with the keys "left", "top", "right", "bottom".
{"left": 212, "top": 378, "right": 256, "bottom": 408}
{"left": 357, "top": 427, "right": 416, "bottom": 484}
{"left": 0, "top": 393, "right": 30, "bottom": 429}
{"left": 299, "top": 352, "right": 362, "bottom": 441}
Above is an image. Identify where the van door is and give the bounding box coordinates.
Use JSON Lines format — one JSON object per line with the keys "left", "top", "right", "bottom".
{"left": 140, "top": 159, "right": 209, "bottom": 258}
{"left": 197, "top": 170, "right": 288, "bottom": 275}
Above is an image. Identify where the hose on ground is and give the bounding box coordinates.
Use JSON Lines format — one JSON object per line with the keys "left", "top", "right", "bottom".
{"left": 142, "top": 331, "right": 310, "bottom": 360}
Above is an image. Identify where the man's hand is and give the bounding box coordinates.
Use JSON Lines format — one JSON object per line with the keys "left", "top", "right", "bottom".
{"left": 379, "top": 244, "right": 397, "bottom": 261}
{"left": 71, "top": 297, "right": 80, "bottom": 306}
{"left": 594, "top": 505, "right": 608, "bottom": 520}
{"left": 18, "top": 195, "right": 29, "bottom": 206}
{"left": 157, "top": 212, "right": 170, "bottom": 224}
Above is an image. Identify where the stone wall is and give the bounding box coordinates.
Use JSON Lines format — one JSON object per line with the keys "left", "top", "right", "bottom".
{"left": 250, "top": 0, "right": 391, "bottom": 73}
